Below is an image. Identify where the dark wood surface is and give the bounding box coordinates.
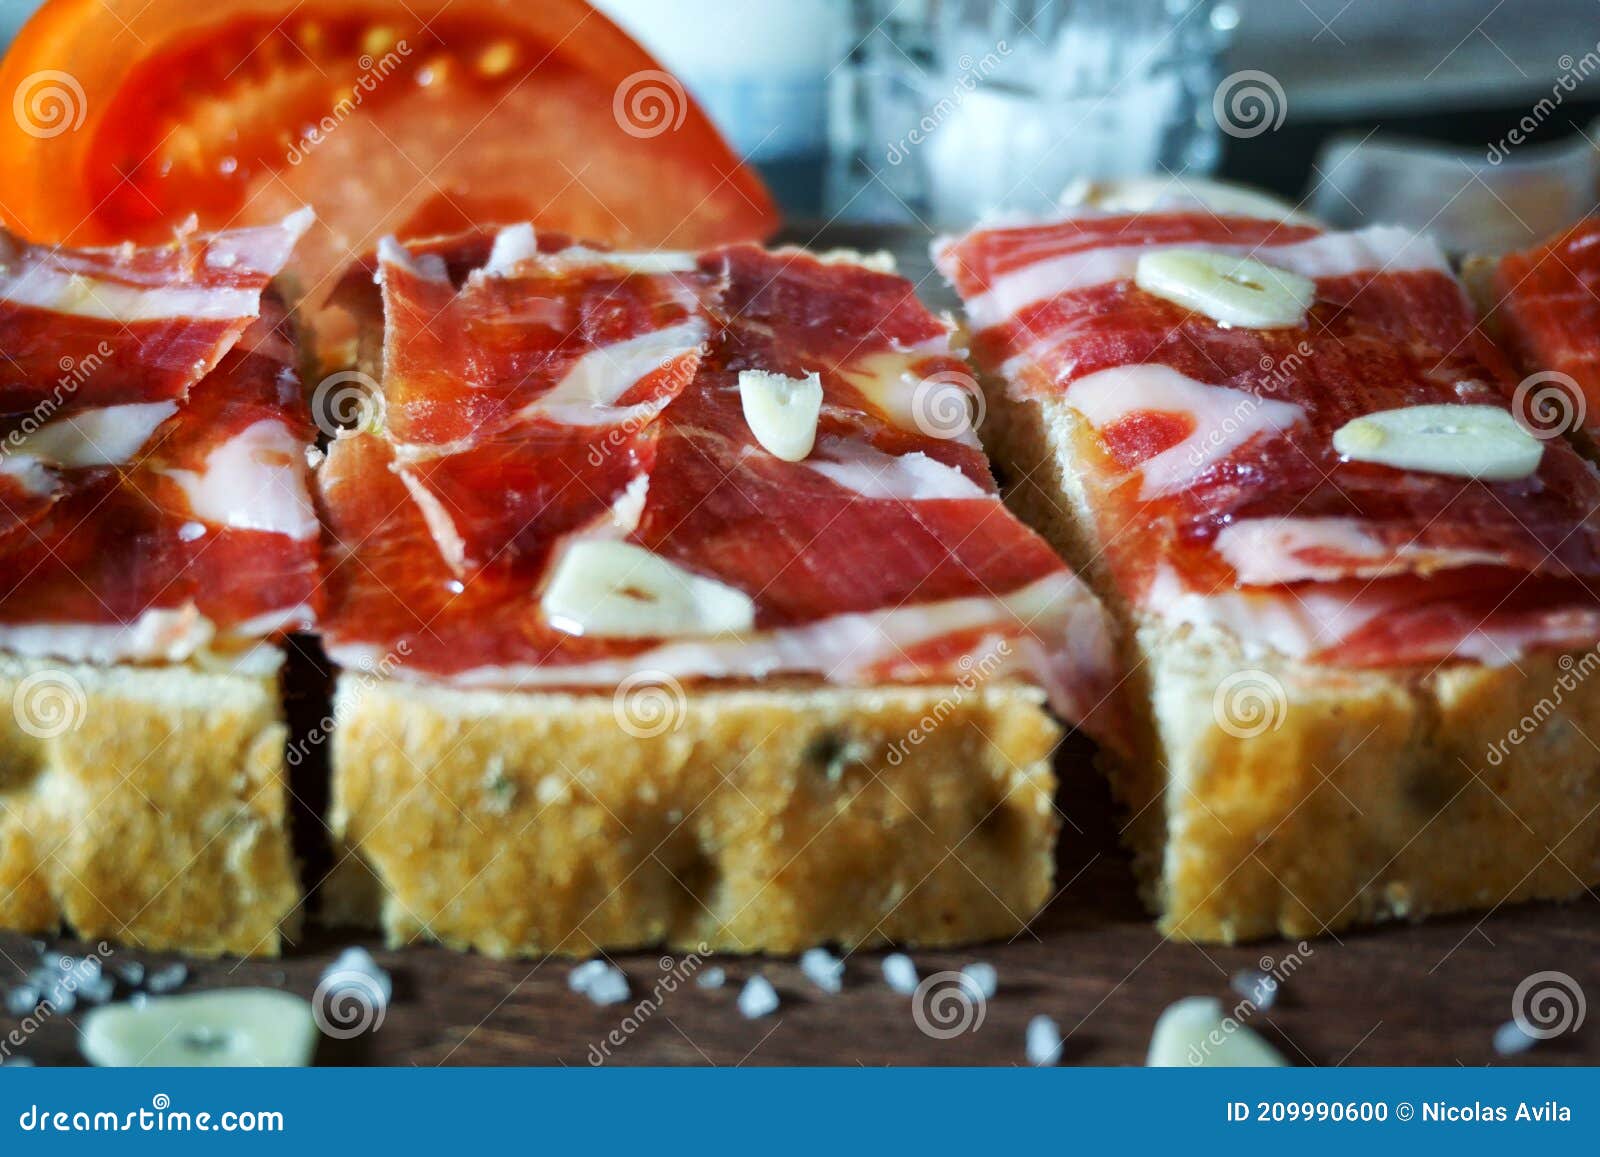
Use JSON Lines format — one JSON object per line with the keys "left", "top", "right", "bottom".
{"left": 2, "top": 226, "right": 1597, "bottom": 1068}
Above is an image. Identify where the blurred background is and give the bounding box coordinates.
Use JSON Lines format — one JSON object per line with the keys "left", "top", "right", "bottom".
{"left": 4, "top": 0, "right": 1598, "bottom": 249}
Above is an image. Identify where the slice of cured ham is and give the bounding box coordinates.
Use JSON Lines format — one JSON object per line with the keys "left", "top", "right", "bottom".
{"left": 937, "top": 209, "right": 1600, "bottom": 667}
{"left": 0, "top": 215, "right": 319, "bottom": 666}
{"left": 375, "top": 234, "right": 719, "bottom": 575}
{"left": 320, "top": 229, "right": 1120, "bottom": 735}
{"left": 1494, "top": 215, "right": 1600, "bottom": 439}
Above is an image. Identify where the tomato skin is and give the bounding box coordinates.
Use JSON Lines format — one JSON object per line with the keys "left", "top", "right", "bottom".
{"left": 0, "top": 0, "right": 777, "bottom": 266}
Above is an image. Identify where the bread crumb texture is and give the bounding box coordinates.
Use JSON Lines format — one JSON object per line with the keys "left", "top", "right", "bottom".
{"left": 984, "top": 377, "right": 1600, "bottom": 943}
{"left": 328, "top": 679, "right": 1061, "bottom": 956}
{"left": 0, "top": 656, "right": 300, "bottom": 957}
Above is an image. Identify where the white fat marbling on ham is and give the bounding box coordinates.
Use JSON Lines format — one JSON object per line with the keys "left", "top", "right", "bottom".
{"left": 0, "top": 604, "right": 216, "bottom": 664}
{"left": 5, "top": 402, "right": 177, "bottom": 470}
{"left": 328, "top": 570, "right": 1115, "bottom": 719}
{"left": 963, "top": 225, "right": 1448, "bottom": 331}
{"left": 1066, "top": 365, "right": 1305, "bottom": 498}
{"left": 802, "top": 437, "right": 988, "bottom": 501}
{"left": 395, "top": 468, "right": 469, "bottom": 573}
{"left": 836, "top": 343, "right": 984, "bottom": 449}
{"left": 1215, "top": 517, "right": 1510, "bottom": 585}
{"left": 160, "top": 420, "right": 318, "bottom": 539}
{"left": 513, "top": 319, "right": 708, "bottom": 427}
{"left": 482, "top": 223, "right": 539, "bottom": 275}
{"left": 1144, "top": 565, "right": 1388, "bottom": 660}
{"left": 1, "top": 210, "right": 311, "bottom": 323}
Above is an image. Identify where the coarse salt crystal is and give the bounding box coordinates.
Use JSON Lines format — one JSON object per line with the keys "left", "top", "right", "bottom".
{"left": 144, "top": 963, "right": 188, "bottom": 995}
{"left": 4, "top": 985, "right": 39, "bottom": 1017}
{"left": 1493, "top": 1019, "right": 1538, "bottom": 1057}
{"left": 1026, "top": 1014, "right": 1063, "bottom": 1066}
{"left": 696, "top": 967, "right": 726, "bottom": 990}
{"left": 799, "top": 948, "right": 844, "bottom": 995}
{"left": 1230, "top": 969, "right": 1278, "bottom": 1010}
{"left": 567, "top": 960, "right": 609, "bottom": 994}
{"left": 738, "top": 976, "right": 779, "bottom": 1019}
{"left": 882, "top": 953, "right": 918, "bottom": 995}
{"left": 961, "top": 962, "right": 998, "bottom": 1000}
{"left": 569, "top": 960, "right": 629, "bottom": 1007}
{"left": 322, "top": 947, "right": 393, "bottom": 1007}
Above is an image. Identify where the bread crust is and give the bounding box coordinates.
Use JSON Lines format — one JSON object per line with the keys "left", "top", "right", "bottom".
{"left": 984, "top": 378, "right": 1600, "bottom": 942}
{"left": 326, "top": 677, "right": 1061, "bottom": 956}
{"left": 0, "top": 655, "right": 300, "bottom": 957}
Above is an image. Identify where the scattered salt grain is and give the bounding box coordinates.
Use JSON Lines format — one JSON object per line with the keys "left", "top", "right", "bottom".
{"left": 177, "top": 521, "right": 207, "bottom": 542}
{"left": 116, "top": 963, "right": 146, "bottom": 988}
{"left": 799, "top": 948, "right": 844, "bottom": 995}
{"left": 1230, "top": 969, "right": 1279, "bottom": 1010}
{"left": 738, "top": 976, "right": 779, "bottom": 1019}
{"left": 568, "top": 960, "right": 609, "bottom": 994}
{"left": 144, "top": 963, "right": 188, "bottom": 995}
{"left": 882, "top": 953, "right": 918, "bottom": 995}
{"left": 4, "top": 984, "right": 39, "bottom": 1017}
{"left": 696, "top": 967, "right": 726, "bottom": 990}
{"left": 961, "top": 962, "right": 998, "bottom": 1000}
{"left": 2, "top": 1056, "right": 34, "bottom": 1067}
{"left": 1493, "top": 1019, "right": 1538, "bottom": 1057}
{"left": 568, "top": 960, "right": 629, "bottom": 1006}
{"left": 322, "top": 947, "right": 393, "bottom": 1007}
{"left": 1026, "top": 1014, "right": 1063, "bottom": 1066}
{"left": 586, "top": 969, "right": 630, "bottom": 1007}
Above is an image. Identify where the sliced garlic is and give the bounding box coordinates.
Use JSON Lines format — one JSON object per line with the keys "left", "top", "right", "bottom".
{"left": 1147, "top": 996, "right": 1288, "bottom": 1068}
{"left": 541, "top": 540, "right": 755, "bottom": 638}
{"left": 80, "top": 989, "right": 318, "bottom": 1067}
{"left": 1135, "top": 248, "right": 1315, "bottom": 329}
{"left": 1333, "top": 404, "right": 1543, "bottom": 480}
{"left": 739, "top": 369, "right": 823, "bottom": 462}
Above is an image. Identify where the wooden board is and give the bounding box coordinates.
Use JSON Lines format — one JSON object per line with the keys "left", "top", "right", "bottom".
{"left": 2, "top": 226, "right": 1596, "bottom": 1068}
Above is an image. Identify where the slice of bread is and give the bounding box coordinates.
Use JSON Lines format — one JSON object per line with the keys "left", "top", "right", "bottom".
{"left": 324, "top": 678, "right": 1060, "bottom": 956}
{"left": 0, "top": 654, "right": 300, "bottom": 956}
{"left": 982, "top": 372, "right": 1600, "bottom": 943}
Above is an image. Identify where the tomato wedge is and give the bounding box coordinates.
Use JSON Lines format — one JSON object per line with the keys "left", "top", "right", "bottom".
{"left": 0, "top": 0, "right": 778, "bottom": 298}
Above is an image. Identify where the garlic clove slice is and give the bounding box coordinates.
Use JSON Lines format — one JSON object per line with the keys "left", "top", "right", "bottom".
{"left": 1147, "top": 996, "right": 1288, "bottom": 1068}
{"left": 541, "top": 540, "right": 755, "bottom": 638}
{"left": 1135, "top": 248, "right": 1316, "bottom": 329}
{"left": 1333, "top": 403, "right": 1544, "bottom": 480}
{"left": 80, "top": 989, "right": 318, "bottom": 1067}
{"left": 739, "top": 369, "right": 823, "bottom": 462}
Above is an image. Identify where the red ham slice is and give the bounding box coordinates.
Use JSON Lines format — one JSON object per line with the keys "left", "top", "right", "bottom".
{"left": 320, "top": 229, "right": 1119, "bottom": 734}
{"left": 0, "top": 215, "right": 319, "bottom": 663}
{"left": 1495, "top": 215, "right": 1600, "bottom": 439}
{"left": 938, "top": 208, "right": 1600, "bottom": 667}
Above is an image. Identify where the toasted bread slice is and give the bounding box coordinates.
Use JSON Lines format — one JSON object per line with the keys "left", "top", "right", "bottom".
{"left": 982, "top": 374, "right": 1600, "bottom": 942}
{"left": 0, "top": 654, "right": 300, "bottom": 957}
{"left": 324, "top": 678, "right": 1060, "bottom": 956}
